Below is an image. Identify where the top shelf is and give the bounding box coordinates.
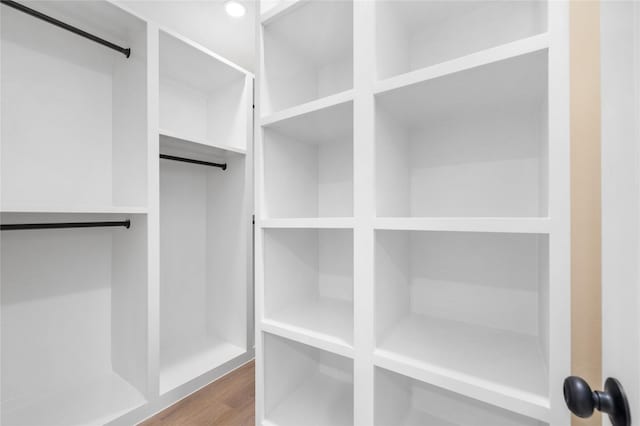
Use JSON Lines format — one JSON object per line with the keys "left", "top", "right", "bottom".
{"left": 375, "top": 49, "right": 548, "bottom": 127}
{"left": 260, "top": 0, "right": 305, "bottom": 24}
{"left": 0, "top": 206, "right": 147, "bottom": 215}
{"left": 160, "top": 30, "right": 248, "bottom": 93}
{"left": 159, "top": 129, "right": 247, "bottom": 157}
{"left": 261, "top": 89, "right": 353, "bottom": 129}
{"left": 375, "top": 34, "right": 549, "bottom": 97}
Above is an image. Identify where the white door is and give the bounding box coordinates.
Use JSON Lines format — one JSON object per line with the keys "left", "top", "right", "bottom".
{"left": 564, "top": 2, "right": 639, "bottom": 425}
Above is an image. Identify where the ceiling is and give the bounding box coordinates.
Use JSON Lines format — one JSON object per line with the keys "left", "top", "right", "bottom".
{"left": 117, "top": 0, "right": 256, "bottom": 72}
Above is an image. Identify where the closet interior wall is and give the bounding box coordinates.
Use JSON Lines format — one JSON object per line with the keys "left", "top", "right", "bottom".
{"left": 0, "top": 1, "right": 254, "bottom": 424}
{"left": 255, "top": 1, "right": 570, "bottom": 426}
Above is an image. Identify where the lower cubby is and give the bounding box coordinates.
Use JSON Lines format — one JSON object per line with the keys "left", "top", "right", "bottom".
{"left": 263, "top": 228, "right": 353, "bottom": 346}
{"left": 0, "top": 213, "right": 148, "bottom": 426}
{"left": 264, "top": 333, "right": 354, "bottom": 426}
{"left": 160, "top": 147, "right": 249, "bottom": 394}
{"left": 375, "top": 367, "right": 546, "bottom": 426}
{"left": 375, "top": 230, "right": 549, "bottom": 400}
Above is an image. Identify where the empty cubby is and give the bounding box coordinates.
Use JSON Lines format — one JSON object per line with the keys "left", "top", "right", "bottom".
{"left": 159, "top": 143, "right": 249, "bottom": 394}
{"left": 1, "top": 213, "right": 148, "bottom": 425}
{"left": 375, "top": 51, "right": 548, "bottom": 218}
{"left": 159, "top": 30, "right": 250, "bottom": 152}
{"left": 375, "top": 367, "right": 546, "bottom": 426}
{"left": 375, "top": 230, "right": 549, "bottom": 400}
{"left": 263, "top": 228, "right": 354, "bottom": 346}
{"left": 376, "top": 0, "right": 547, "bottom": 80}
{"left": 261, "top": 0, "right": 353, "bottom": 114}
{"left": 1, "top": 2, "right": 148, "bottom": 211}
{"left": 263, "top": 100, "right": 353, "bottom": 218}
{"left": 264, "top": 333, "right": 354, "bottom": 426}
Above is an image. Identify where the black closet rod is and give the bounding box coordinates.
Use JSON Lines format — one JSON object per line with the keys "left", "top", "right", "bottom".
{"left": 1, "top": 220, "right": 131, "bottom": 231}
{"left": 1, "top": 0, "right": 131, "bottom": 58}
{"left": 160, "top": 154, "right": 227, "bottom": 170}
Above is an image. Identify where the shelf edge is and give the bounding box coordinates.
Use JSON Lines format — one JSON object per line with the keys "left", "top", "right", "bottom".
{"left": 373, "top": 217, "right": 552, "bottom": 234}
{"left": 374, "top": 33, "right": 550, "bottom": 96}
{"left": 261, "top": 320, "right": 355, "bottom": 359}
{"left": 258, "top": 218, "right": 355, "bottom": 229}
{"left": 260, "top": 90, "right": 354, "bottom": 127}
{"left": 0, "top": 206, "right": 148, "bottom": 214}
{"left": 159, "top": 129, "right": 247, "bottom": 156}
{"left": 260, "top": 0, "right": 306, "bottom": 25}
{"left": 374, "top": 350, "right": 551, "bottom": 423}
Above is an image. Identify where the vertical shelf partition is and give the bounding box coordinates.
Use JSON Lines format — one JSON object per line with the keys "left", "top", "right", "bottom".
{"left": 256, "top": 1, "right": 570, "bottom": 426}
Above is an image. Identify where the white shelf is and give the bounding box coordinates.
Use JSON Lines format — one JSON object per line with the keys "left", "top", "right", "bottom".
{"left": 262, "top": 319, "right": 354, "bottom": 360}
{"left": 375, "top": 316, "right": 549, "bottom": 420}
{"left": 375, "top": 34, "right": 549, "bottom": 95}
{"left": 375, "top": 50, "right": 547, "bottom": 122}
{"left": 259, "top": 217, "right": 355, "bottom": 229}
{"left": 160, "top": 335, "right": 245, "bottom": 394}
{"left": 375, "top": 0, "right": 547, "bottom": 80}
{"left": 375, "top": 367, "right": 545, "bottom": 426}
{"left": 264, "top": 334, "right": 354, "bottom": 426}
{"left": 376, "top": 50, "right": 548, "bottom": 218}
{"left": 160, "top": 129, "right": 247, "bottom": 156}
{"left": 261, "top": 1, "right": 353, "bottom": 115}
{"left": 261, "top": 0, "right": 305, "bottom": 24}
{"left": 263, "top": 298, "right": 353, "bottom": 357}
{"left": 261, "top": 90, "right": 354, "bottom": 127}
{"left": 374, "top": 217, "right": 551, "bottom": 234}
{"left": 2, "top": 372, "right": 146, "bottom": 426}
{"left": 160, "top": 30, "right": 250, "bottom": 153}
{"left": 376, "top": 315, "right": 549, "bottom": 401}
{"left": 0, "top": 206, "right": 147, "bottom": 214}
{"left": 1, "top": 1, "right": 148, "bottom": 210}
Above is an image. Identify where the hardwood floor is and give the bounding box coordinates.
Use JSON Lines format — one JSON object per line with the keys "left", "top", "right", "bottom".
{"left": 140, "top": 361, "right": 255, "bottom": 426}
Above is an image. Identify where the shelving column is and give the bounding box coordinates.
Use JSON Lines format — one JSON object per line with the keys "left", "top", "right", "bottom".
{"left": 353, "top": 2, "right": 375, "bottom": 426}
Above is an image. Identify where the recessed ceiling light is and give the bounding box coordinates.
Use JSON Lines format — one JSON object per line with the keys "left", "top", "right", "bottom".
{"left": 225, "top": 0, "right": 246, "bottom": 18}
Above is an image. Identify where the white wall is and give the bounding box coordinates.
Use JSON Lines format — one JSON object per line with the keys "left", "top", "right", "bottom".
{"left": 117, "top": 0, "right": 256, "bottom": 72}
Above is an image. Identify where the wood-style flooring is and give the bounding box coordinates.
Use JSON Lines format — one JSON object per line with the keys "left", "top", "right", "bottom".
{"left": 140, "top": 361, "right": 255, "bottom": 426}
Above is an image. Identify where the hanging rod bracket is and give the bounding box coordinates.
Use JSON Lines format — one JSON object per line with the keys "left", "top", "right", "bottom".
{"left": 1, "top": 0, "right": 132, "bottom": 58}
{"left": 160, "top": 154, "right": 227, "bottom": 170}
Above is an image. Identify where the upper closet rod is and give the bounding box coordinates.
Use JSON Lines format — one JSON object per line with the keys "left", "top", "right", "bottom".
{"left": 0, "top": 0, "right": 131, "bottom": 58}
{"left": 160, "top": 154, "right": 227, "bottom": 171}
{"left": 1, "top": 220, "right": 131, "bottom": 231}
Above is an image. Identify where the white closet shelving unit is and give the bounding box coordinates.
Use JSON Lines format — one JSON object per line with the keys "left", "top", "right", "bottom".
{"left": 256, "top": 1, "right": 570, "bottom": 426}
{"left": 1, "top": 2, "right": 253, "bottom": 425}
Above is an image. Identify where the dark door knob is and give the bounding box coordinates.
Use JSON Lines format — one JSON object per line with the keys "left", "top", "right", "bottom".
{"left": 564, "top": 376, "right": 631, "bottom": 426}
